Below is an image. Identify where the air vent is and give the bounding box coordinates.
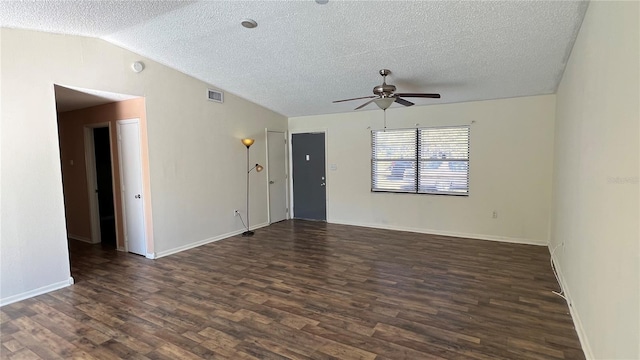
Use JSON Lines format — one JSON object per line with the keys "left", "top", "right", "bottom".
{"left": 207, "top": 89, "right": 224, "bottom": 103}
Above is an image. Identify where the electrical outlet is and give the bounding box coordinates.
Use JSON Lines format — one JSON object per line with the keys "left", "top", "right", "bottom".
{"left": 492, "top": 210, "right": 498, "bottom": 219}
{"left": 234, "top": 209, "right": 239, "bottom": 216}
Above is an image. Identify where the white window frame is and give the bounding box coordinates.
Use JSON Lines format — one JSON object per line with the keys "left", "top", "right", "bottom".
{"left": 371, "top": 125, "right": 470, "bottom": 196}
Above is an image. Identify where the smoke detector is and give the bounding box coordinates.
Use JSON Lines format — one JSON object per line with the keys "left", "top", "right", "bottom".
{"left": 131, "top": 61, "right": 144, "bottom": 73}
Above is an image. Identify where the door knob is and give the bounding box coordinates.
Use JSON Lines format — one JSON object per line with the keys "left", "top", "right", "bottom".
{"left": 320, "top": 183, "right": 326, "bottom": 186}
{"left": 135, "top": 194, "right": 141, "bottom": 199}
{"left": 269, "top": 180, "right": 275, "bottom": 184}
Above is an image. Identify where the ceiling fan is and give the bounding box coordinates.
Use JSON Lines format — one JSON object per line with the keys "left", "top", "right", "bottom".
{"left": 333, "top": 69, "right": 441, "bottom": 110}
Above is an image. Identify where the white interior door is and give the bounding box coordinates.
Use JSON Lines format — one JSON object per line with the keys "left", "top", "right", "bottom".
{"left": 267, "top": 131, "right": 287, "bottom": 223}
{"left": 117, "top": 119, "right": 146, "bottom": 256}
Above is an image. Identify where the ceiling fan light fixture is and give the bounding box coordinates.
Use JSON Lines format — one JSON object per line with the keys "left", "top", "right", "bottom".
{"left": 374, "top": 97, "right": 395, "bottom": 110}
{"left": 333, "top": 69, "right": 441, "bottom": 110}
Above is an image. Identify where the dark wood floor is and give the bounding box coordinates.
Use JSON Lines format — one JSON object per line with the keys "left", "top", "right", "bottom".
{"left": 1, "top": 220, "right": 584, "bottom": 360}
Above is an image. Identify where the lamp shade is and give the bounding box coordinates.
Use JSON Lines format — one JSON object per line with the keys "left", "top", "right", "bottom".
{"left": 241, "top": 138, "right": 255, "bottom": 147}
{"left": 374, "top": 97, "right": 395, "bottom": 110}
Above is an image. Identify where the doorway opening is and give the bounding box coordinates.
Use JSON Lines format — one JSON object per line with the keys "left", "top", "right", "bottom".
{"left": 92, "top": 126, "right": 117, "bottom": 248}
{"left": 55, "top": 84, "right": 153, "bottom": 280}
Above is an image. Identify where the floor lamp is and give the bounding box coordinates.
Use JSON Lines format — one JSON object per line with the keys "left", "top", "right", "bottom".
{"left": 241, "top": 138, "right": 263, "bottom": 236}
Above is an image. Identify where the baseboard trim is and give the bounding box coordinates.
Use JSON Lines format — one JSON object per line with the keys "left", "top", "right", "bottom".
{"left": 67, "top": 234, "right": 96, "bottom": 244}
{"left": 154, "top": 222, "right": 270, "bottom": 259}
{"left": 549, "top": 246, "right": 593, "bottom": 359}
{"left": 328, "top": 219, "right": 547, "bottom": 246}
{"left": 0, "top": 277, "right": 74, "bottom": 307}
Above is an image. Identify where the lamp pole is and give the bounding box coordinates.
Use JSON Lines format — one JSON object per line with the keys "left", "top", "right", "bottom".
{"left": 245, "top": 143, "right": 251, "bottom": 235}
{"left": 241, "top": 138, "right": 263, "bottom": 237}
{"left": 241, "top": 138, "right": 254, "bottom": 236}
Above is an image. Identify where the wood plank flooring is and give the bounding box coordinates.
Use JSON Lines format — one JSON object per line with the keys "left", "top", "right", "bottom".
{"left": 1, "top": 220, "right": 585, "bottom": 359}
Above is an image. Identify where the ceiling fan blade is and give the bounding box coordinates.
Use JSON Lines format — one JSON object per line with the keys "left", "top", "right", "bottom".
{"left": 395, "top": 93, "right": 441, "bottom": 99}
{"left": 354, "top": 99, "right": 377, "bottom": 110}
{"left": 395, "top": 97, "right": 414, "bottom": 107}
{"left": 333, "top": 95, "right": 377, "bottom": 103}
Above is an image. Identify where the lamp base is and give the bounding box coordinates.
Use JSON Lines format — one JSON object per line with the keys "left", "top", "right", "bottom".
{"left": 242, "top": 230, "right": 255, "bottom": 237}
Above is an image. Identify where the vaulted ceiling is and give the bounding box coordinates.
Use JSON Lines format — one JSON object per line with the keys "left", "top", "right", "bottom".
{"left": 0, "top": 1, "right": 588, "bottom": 117}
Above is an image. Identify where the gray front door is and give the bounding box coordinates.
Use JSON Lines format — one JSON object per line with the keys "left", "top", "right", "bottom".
{"left": 292, "top": 133, "right": 326, "bottom": 221}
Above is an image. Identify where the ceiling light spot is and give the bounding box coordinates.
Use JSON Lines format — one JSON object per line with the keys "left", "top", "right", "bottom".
{"left": 241, "top": 19, "right": 258, "bottom": 29}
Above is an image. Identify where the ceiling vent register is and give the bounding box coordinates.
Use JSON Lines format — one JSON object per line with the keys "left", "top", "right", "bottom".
{"left": 207, "top": 89, "right": 224, "bottom": 103}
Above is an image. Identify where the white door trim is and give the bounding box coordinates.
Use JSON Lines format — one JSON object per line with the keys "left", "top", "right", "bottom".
{"left": 288, "top": 129, "right": 329, "bottom": 221}
{"left": 265, "top": 129, "right": 289, "bottom": 223}
{"left": 83, "top": 122, "right": 112, "bottom": 245}
{"left": 116, "top": 118, "right": 147, "bottom": 254}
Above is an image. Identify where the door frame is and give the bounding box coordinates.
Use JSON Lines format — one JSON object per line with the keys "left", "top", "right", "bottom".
{"left": 83, "top": 122, "right": 116, "bottom": 245}
{"left": 116, "top": 118, "right": 147, "bottom": 255}
{"left": 288, "top": 129, "right": 329, "bottom": 221}
{"left": 265, "top": 129, "right": 289, "bottom": 224}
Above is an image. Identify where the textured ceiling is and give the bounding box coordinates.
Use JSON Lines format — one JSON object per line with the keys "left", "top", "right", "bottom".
{"left": 0, "top": 1, "right": 588, "bottom": 117}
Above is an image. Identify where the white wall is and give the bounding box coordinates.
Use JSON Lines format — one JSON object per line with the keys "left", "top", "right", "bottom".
{"left": 551, "top": 2, "right": 639, "bottom": 359}
{"left": 0, "top": 28, "right": 287, "bottom": 304}
{"left": 289, "top": 95, "right": 556, "bottom": 245}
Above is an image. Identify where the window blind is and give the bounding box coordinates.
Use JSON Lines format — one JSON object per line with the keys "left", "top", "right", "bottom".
{"left": 371, "top": 129, "right": 417, "bottom": 192}
{"left": 371, "top": 125, "right": 469, "bottom": 195}
{"left": 419, "top": 126, "right": 469, "bottom": 195}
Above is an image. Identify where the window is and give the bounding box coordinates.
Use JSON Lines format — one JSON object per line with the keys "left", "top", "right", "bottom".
{"left": 371, "top": 126, "right": 470, "bottom": 195}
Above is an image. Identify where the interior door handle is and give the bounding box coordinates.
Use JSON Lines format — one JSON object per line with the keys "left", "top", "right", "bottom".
{"left": 135, "top": 194, "right": 141, "bottom": 199}
{"left": 269, "top": 180, "right": 275, "bottom": 184}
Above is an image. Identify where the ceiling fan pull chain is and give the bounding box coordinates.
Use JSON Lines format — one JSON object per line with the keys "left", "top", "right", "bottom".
{"left": 383, "top": 109, "right": 387, "bottom": 131}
